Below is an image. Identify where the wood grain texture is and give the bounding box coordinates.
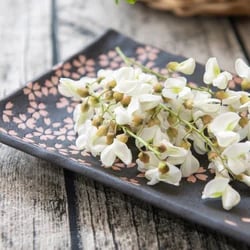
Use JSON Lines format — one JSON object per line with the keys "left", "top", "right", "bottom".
{"left": 0, "top": 1, "right": 71, "bottom": 249}
{"left": 232, "top": 17, "right": 250, "bottom": 62}
{"left": 56, "top": 0, "right": 249, "bottom": 249}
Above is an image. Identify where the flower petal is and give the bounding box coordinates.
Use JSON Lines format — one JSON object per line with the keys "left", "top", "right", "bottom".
{"left": 235, "top": 59, "right": 250, "bottom": 80}
{"left": 204, "top": 57, "right": 220, "bottom": 84}
{"left": 180, "top": 150, "right": 200, "bottom": 177}
{"left": 101, "top": 145, "right": 117, "bottom": 167}
{"left": 113, "top": 139, "right": 132, "bottom": 165}
{"left": 159, "top": 164, "right": 182, "bottom": 186}
{"left": 222, "top": 185, "right": 240, "bottom": 210}
{"left": 202, "top": 177, "right": 229, "bottom": 199}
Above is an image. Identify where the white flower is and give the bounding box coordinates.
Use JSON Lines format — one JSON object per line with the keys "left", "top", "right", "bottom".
{"left": 136, "top": 125, "right": 168, "bottom": 148}
{"left": 76, "top": 121, "right": 107, "bottom": 156}
{"left": 73, "top": 104, "right": 94, "bottom": 131}
{"left": 138, "top": 94, "right": 162, "bottom": 111}
{"left": 202, "top": 177, "right": 240, "bottom": 210}
{"left": 235, "top": 59, "right": 250, "bottom": 81}
{"left": 158, "top": 139, "right": 188, "bottom": 165}
{"left": 193, "top": 98, "right": 221, "bottom": 114}
{"left": 114, "top": 106, "right": 133, "bottom": 125}
{"left": 145, "top": 163, "right": 182, "bottom": 186}
{"left": 204, "top": 58, "right": 232, "bottom": 89}
{"left": 168, "top": 58, "right": 196, "bottom": 75}
{"left": 113, "top": 67, "right": 154, "bottom": 96}
{"left": 59, "top": 77, "right": 95, "bottom": 100}
{"left": 100, "top": 139, "right": 132, "bottom": 167}
{"left": 180, "top": 150, "right": 200, "bottom": 177}
{"left": 209, "top": 112, "right": 240, "bottom": 147}
{"left": 162, "top": 77, "right": 191, "bottom": 100}
{"left": 136, "top": 151, "right": 159, "bottom": 172}
{"left": 222, "top": 142, "right": 250, "bottom": 175}
{"left": 190, "top": 132, "right": 208, "bottom": 155}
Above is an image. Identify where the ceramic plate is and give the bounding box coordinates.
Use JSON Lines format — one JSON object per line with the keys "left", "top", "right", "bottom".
{"left": 0, "top": 30, "right": 249, "bottom": 245}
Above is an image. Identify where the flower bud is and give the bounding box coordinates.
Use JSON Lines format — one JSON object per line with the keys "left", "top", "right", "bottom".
{"left": 113, "top": 92, "right": 124, "bottom": 102}
{"left": 138, "top": 152, "right": 150, "bottom": 164}
{"left": 180, "top": 140, "right": 191, "bottom": 150}
{"left": 167, "top": 127, "right": 178, "bottom": 139}
{"left": 162, "top": 96, "right": 171, "bottom": 103}
{"left": 241, "top": 79, "right": 250, "bottom": 90}
{"left": 167, "top": 62, "right": 179, "bottom": 72}
{"left": 88, "top": 96, "right": 99, "bottom": 106}
{"left": 148, "top": 118, "right": 160, "bottom": 127}
{"left": 132, "top": 115, "right": 143, "bottom": 126}
{"left": 239, "top": 117, "right": 248, "bottom": 128}
{"left": 167, "top": 114, "right": 177, "bottom": 125}
{"left": 105, "top": 90, "right": 113, "bottom": 100}
{"left": 183, "top": 99, "right": 193, "bottom": 110}
{"left": 107, "top": 80, "right": 117, "bottom": 89}
{"left": 158, "top": 162, "right": 169, "bottom": 174}
{"left": 215, "top": 91, "right": 228, "bottom": 100}
{"left": 76, "top": 87, "right": 89, "bottom": 98}
{"left": 116, "top": 133, "right": 128, "bottom": 143}
{"left": 121, "top": 95, "right": 131, "bottom": 107}
{"left": 92, "top": 116, "right": 103, "bottom": 127}
{"left": 201, "top": 115, "right": 213, "bottom": 125}
{"left": 153, "top": 82, "right": 163, "bottom": 93}
{"left": 208, "top": 151, "right": 218, "bottom": 161}
{"left": 81, "top": 102, "right": 89, "bottom": 112}
{"left": 157, "top": 144, "right": 167, "bottom": 153}
{"left": 240, "top": 95, "right": 250, "bottom": 104}
{"left": 106, "top": 132, "right": 115, "bottom": 145}
{"left": 96, "top": 125, "right": 108, "bottom": 137}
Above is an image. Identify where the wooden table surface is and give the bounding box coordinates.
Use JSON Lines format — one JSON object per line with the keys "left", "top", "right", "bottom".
{"left": 1, "top": 1, "right": 250, "bottom": 249}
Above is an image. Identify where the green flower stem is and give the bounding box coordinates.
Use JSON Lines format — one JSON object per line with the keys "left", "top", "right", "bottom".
{"left": 122, "top": 126, "right": 161, "bottom": 157}
{"left": 115, "top": 47, "right": 168, "bottom": 80}
{"left": 188, "top": 86, "right": 213, "bottom": 95}
{"left": 159, "top": 104, "right": 218, "bottom": 154}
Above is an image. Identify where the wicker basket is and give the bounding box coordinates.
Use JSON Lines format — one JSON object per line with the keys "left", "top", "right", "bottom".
{"left": 139, "top": 0, "right": 250, "bottom": 16}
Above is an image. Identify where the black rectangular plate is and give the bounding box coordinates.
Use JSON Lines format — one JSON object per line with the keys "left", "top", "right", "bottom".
{"left": 0, "top": 29, "right": 249, "bottom": 245}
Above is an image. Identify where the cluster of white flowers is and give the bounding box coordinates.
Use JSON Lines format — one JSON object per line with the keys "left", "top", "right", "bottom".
{"left": 59, "top": 49, "right": 250, "bottom": 210}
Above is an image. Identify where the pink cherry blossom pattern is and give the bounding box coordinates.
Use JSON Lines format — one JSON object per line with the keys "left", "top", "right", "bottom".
{"left": 13, "top": 114, "right": 28, "bottom": 130}
{"left": 28, "top": 101, "right": 48, "bottom": 119}
{"left": 120, "top": 177, "right": 140, "bottom": 186}
{"left": 56, "top": 97, "right": 77, "bottom": 113}
{"left": 136, "top": 46, "right": 159, "bottom": 62}
{"left": 241, "top": 217, "right": 250, "bottom": 223}
{"left": 186, "top": 167, "right": 208, "bottom": 183}
{"left": 2, "top": 101, "right": 13, "bottom": 123}
{"left": 23, "top": 82, "right": 42, "bottom": 100}
{"left": 68, "top": 144, "right": 81, "bottom": 155}
{"left": 72, "top": 55, "right": 96, "bottom": 78}
{"left": 33, "top": 127, "right": 55, "bottom": 141}
{"left": 98, "top": 50, "right": 123, "bottom": 69}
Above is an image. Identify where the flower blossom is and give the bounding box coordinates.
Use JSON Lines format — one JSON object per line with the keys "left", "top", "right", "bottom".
{"left": 202, "top": 177, "right": 240, "bottom": 210}
{"left": 203, "top": 58, "right": 232, "bottom": 89}
{"left": 100, "top": 139, "right": 132, "bottom": 167}
{"left": 209, "top": 112, "right": 240, "bottom": 147}
{"left": 235, "top": 59, "right": 250, "bottom": 89}
{"left": 162, "top": 77, "right": 191, "bottom": 100}
{"left": 167, "top": 58, "right": 196, "bottom": 75}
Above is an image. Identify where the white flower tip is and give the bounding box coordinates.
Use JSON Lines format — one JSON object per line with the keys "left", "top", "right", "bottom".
{"left": 176, "top": 58, "right": 196, "bottom": 75}
{"left": 235, "top": 58, "right": 250, "bottom": 80}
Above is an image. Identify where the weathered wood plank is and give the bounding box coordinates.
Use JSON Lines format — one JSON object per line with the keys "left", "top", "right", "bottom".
{"left": 233, "top": 17, "right": 250, "bottom": 62}
{"left": 0, "top": 1, "right": 71, "bottom": 249}
{"left": 56, "top": 1, "right": 249, "bottom": 249}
